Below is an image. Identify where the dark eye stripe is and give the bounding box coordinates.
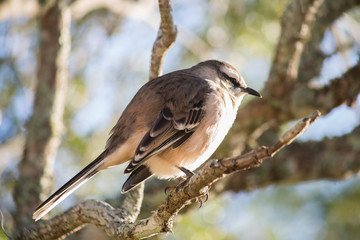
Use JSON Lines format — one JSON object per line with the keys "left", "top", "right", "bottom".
{"left": 221, "top": 72, "right": 240, "bottom": 88}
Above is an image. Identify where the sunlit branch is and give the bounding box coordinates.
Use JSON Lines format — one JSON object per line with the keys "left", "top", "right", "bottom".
{"left": 15, "top": 108, "right": 320, "bottom": 239}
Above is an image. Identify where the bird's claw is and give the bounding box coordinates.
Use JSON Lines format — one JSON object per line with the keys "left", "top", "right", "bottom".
{"left": 164, "top": 186, "right": 172, "bottom": 195}
{"left": 197, "top": 186, "right": 209, "bottom": 208}
{"left": 164, "top": 177, "right": 190, "bottom": 195}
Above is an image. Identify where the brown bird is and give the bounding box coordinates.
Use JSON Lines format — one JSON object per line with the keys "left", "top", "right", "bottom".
{"left": 33, "top": 60, "right": 261, "bottom": 221}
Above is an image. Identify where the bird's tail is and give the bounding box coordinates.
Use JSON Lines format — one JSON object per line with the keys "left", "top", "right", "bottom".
{"left": 32, "top": 151, "right": 107, "bottom": 221}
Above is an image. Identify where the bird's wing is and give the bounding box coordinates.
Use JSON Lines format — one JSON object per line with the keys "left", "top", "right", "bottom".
{"left": 123, "top": 100, "right": 205, "bottom": 174}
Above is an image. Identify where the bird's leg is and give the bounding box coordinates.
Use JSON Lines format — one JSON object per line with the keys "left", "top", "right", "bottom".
{"left": 177, "top": 166, "right": 210, "bottom": 207}
{"left": 164, "top": 166, "right": 194, "bottom": 194}
{"left": 164, "top": 166, "right": 210, "bottom": 207}
{"left": 175, "top": 166, "right": 194, "bottom": 192}
{"left": 165, "top": 166, "right": 194, "bottom": 194}
{"left": 177, "top": 166, "right": 194, "bottom": 178}
{"left": 164, "top": 176, "right": 185, "bottom": 194}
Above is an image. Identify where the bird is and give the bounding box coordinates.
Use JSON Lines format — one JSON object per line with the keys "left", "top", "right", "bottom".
{"left": 32, "top": 60, "right": 261, "bottom": 221}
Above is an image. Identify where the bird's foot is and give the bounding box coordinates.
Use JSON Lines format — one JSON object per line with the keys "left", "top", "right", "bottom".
{"left": 164, "top": 166, "right": 210, "bottom": 207}
{"left": 164, "top": 166, "right": 194, "bottom": 194}
{"left": 196, "top": 186, "right": 209, "bottom": 208}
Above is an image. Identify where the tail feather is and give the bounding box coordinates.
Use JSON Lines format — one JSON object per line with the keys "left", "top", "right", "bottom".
{"left": 122, "top": 165, "right": 153, "bottom": 193}
{"left": 32, "top": 152, "right": 107, "bottom": 221}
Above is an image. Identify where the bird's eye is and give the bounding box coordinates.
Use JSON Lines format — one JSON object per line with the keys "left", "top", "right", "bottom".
{"left": 223, "top": 75, "right": 240, "bottom": 88}
{"left": 228, "top": 76, "right": 237, "bottom": 85}
{"left": 219, "top": 65, "right": 241, "bottom": 87}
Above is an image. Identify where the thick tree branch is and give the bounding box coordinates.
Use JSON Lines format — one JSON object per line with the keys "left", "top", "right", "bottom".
{"left": 149, "top": 0, "right": 177, "bottom": 80}
{"left": 15, "top": 184, "right": 144, "bottom": 240}
{"left": 298, "top": 0, "right": 360, "bottom": 83}
{"left": 16, "top": 111, "right": 319, "bottom": 239}
{"left": 266, "top": 0, "right": 324, "bottom": 101}
{"left": 228, "top": 0, "right": 327, "bottom": 143}
{"left": 13, "top": 1, "right": 71, "bottom": 227}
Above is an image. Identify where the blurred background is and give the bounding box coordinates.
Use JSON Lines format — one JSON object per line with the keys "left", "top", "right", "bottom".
{"left": 1, "top": 0, "right": 360, "bottom": 239}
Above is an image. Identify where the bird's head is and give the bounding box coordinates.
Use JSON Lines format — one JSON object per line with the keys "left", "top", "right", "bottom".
{"left": 190, "top": 60, "right": 262, "bottom": 99}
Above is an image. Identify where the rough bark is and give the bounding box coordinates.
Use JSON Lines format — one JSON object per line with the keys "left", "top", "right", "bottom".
{"left": 13, "top": 1, "right": 71, "bottom": 227}
{"left": 15, "top": 184, "right": 144, "bottom": 240}
{"left": 266, "top": 0, "right": 324, "bottom": 101}
{"left": 15, "top": 112, "right": 320, "bottom": 240}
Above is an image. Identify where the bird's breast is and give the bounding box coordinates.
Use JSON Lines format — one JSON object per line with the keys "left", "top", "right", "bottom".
{"left": 185, "top": 91, "right": 239, "bottom": 167}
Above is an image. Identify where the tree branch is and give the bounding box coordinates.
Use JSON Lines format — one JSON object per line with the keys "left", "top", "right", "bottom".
{"left": 222, "top": 124, "right": 360, "bottom": 193}
{"left": 298, "top": 0, "right": 360, "bottom": 83}
{"left": 266, "top": 0, "right": 324, "bottom": 101}
{"left": 125, "top": 122, "right": 360, "bottom": 216}
{"left": 13, "top": 0, "right": 71, "bottom": 227}
{"left": 149, "top": 0, "right": 177, "bottom": 80}
{"left": 16, "top": 111, "right": 320, "bottom": 239}
{"left": 227, "top": 0, "right": 328, "bottom": 141}
{"left": 15, "top": 184, "right": 144, "bottom": 240}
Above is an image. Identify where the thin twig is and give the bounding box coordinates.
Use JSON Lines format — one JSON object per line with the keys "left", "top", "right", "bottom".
{"left": 149, "top": 0, "right": 178, "bottom": 80}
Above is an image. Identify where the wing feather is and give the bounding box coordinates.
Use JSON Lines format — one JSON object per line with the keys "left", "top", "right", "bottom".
{"left": 124, "top": 101, "right": 204, "bottom": 174}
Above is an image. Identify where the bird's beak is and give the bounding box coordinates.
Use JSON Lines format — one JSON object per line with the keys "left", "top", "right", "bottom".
{"left": 245, "top": 87, "right": 262, "bottom": 98}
